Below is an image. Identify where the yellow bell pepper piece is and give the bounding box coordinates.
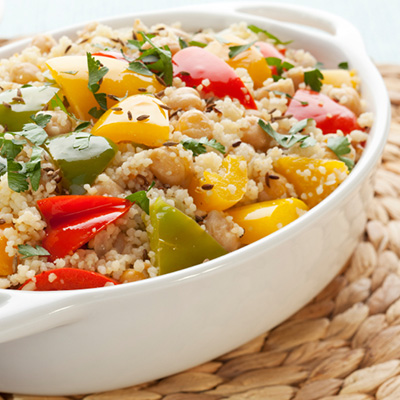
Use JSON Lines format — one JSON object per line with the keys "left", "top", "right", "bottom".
{"left": 46, "top": 55, "right": 164, "bottom": 121}
{"left": 227, "top": 198, "right": 308, "bottom": 244}
{"left": 91, "top": 94, "right": 169, "bottom": 147}
{"left": 322, "top": 69, "right": 358, "bottom": 89}
{"left": 189, "top": 155, "right": 248, "bottom": 212}
{"left": 0, "top": 226, "right": 13, "bottom": 276}
{"left": 227, "top": 47, "right": 272, "bottom": 89}
{"left": 274, "top": 156, "right": 348, "bottom": 208}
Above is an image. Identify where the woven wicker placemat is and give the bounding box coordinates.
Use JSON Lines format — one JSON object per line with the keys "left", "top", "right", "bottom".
{"left": 2, "top": 64, "right": 400, "bottom": 400}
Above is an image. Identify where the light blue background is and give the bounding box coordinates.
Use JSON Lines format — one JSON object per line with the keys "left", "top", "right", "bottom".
{"left": 0, "top": 0, "right": 399, "bottom": 64}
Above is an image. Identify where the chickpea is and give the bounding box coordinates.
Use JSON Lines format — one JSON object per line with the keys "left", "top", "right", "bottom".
{"left": 284, "top": 66, "right": 305, "bottom": 90}
{"left": 204, "top": 210, "right": 240, "bottom": 252}
{"left": 10, "top": 62, "right": 40, "bottom": 84}
{"left": 38, "top": 110, "right": 73, "bottom": 137}
{"left": 258, "top": 173, "right": 291, "bottom": 201}
{"left": 165, "top": 87, "right": 204, "bottom": 111}
{"left": 149, "top": 147, "right": 192, "bottom": 187}
{"left": 240, "top": 116, "right": 272, "bottom": 152}
{"left": 31, "top": 35, "right": 56, "bottom": 54}
{"left": 265, "top": 78, "right": 295, "bottom": 97}
{"left": 330, "top": 87, "right": 362, "bottom": 116}
{"left": 176, "top": 110, "right": 213, "bottom": 139}
{"left": 120, "top": 269, "right": 147, "bottom": 283}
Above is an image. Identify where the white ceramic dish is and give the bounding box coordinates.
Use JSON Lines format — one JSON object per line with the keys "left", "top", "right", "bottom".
{"left": 0, "top": 2, "right": 390, "bottom": 395}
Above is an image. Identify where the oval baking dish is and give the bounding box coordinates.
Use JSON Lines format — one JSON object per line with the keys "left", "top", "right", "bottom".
{"left": 0, "top": 2, "right": 390, "bottom": 395}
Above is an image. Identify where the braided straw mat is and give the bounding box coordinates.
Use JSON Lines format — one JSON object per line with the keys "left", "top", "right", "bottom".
{"left": 2, "top": 64, "right": 400, "bottom": 400}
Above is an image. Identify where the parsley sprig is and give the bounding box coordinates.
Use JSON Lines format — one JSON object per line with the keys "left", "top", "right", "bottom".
{"left": 86, "top": 52, "right": 109, "bottom": 118}
{"left": 327, "top": 136, "right": 354, "bottom": 171}
{"left": 126, "top": 181, "right": 155, "bottom": 214}
{"left": 18, "top": 244, "right": 50, "bottom": 259}
{"left": 266, "top": 57, "right": 294, "bottom": 81}
{"left": 248, "top": 24, "right": 292, "bottom": 45}
{"left": 127, "top": 31, "right": 173, "bottom": 86}
{"left": 181, "top": 137, "right": 226, "bottom": 157}
{"left": 0, "top": 114, "right": 54, "bottom": 192}
{"left": 304, "top": 69, "right": 324, "bottom": 92}
{"left": 258, "top": 118, "right": 316, "bottom": 149}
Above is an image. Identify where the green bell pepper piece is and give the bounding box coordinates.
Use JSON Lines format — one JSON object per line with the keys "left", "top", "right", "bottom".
{"left": 0, "top": 86, "right": 59, "bottom": 131}
{"left": 47, "top": 133, "right": 117, "bottom": 194}
{"left": 149, "top": 197, "right": 227, "bottom": 275}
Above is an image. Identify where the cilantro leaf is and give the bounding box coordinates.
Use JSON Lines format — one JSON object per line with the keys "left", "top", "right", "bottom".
{"left": 258, "top": 118, "right": 316, "bottom": 149}
{"left": 338, "top": 61, "right": 349, "bottom": 70}
{"left": 0, "top": 139, "right": 23, "bottom": 160}
{"left": 25, "top": 146, "right": 43, "bottom": 191}
{"left": 248, "top": 24, "right": 292, "bottom": 45}
{"left": 30, "top": 113, "right": 52, "bottom": 128}
{"left": 304, "top": 69, "right": 324, "bottom": 92}
{"left": 179, "top": 37, "right": 188, "bottom": 49}
{"left": 265, "top": 57, "right": 294, "bottom": 76}
{"left": 327, "top": 136, "right": 354, "bottom": 171}
{"left": 188, "top": 40, "right": 207, "bottom": 48}
{"left": 94, "top": 92, "right": 107, "bottom": 110}
{"left": 0, "top": 156, "right": 6, "bottom": 176}
{"left": 18, "top": 244, "right": 50, "bottom": 259}
{"left": 88, "top": 107, "right": 105, "bottom": 119}
{"left": 73, "top": 132, "right": 91, "bottom": 150}
{"left": 126, "top": 181, "right": 155, "bottom": 215}
{"left": 229, "top": 41, "right": 256, "bottom": 58}
{"left": 7, "top": 159, "right": 29, "bottom": 192}
{"left": 50, "top": 92, "right": 73, "bottom": 117}
{"left": 181, "top": 137, "right": 226, "bottom": 157}
{"left": 86, "top": 52, "right": 109, "bottom": 94}
{"left": 19, "top": 123, "right": 48, "bottom": 146}
{"left": 127, "top": 61, "right": 153, "bottom": 76}
{"left": 74, "top": 121, "right": 91, "bottom": 133}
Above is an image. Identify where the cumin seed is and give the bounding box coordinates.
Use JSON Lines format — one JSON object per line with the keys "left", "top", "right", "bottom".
{"left": 163, "top": 141, "right": 178, "bottom": 147}
{"left": 12, "top": 96, "right": 25, "bottom": 103}
{"left": 265, "top": 173, "right": 280, "bottom": 188}
{"left": 138, "top": 87, "right": 147, "bottom": 92}
{"left": 136, "top": 114, "right": 149, "bottom": 121}
{"left": 132, "top": 31, "right": 137, "bottom": 40}
{"left": 42, "top": 103, "right": 49, "bottom": 111}
{"left": 155, "top": 90, "right": 165, "bottom": 98}
{"left": 127, "top": 111, "right": 133, "bottom": 121}
{"left": 180, "top": 71, "right": 190, "bottom": 76}
{"left": 201, "top": 184, "right": 214, "bottom": 190}
{"left": 64, "top": 44, "right": 72, "bottom": 54}
{"left": 111, "top": 107, "right": 122, "bottom": 111}
{"left": 155, "top": 75, "right": 166, "bottom": 86}
{"left": 159, "top": 104, "right": 171, "bottom": 110}
{"left": 195, "top": 215, "right": 205, "bottom": 223}
{"left": 213, "top": 107, "right": 222, "bottom": 115}
{"left": 232, "top": 141, "right": 242, "bottom": 148}
{"left": 268, "top": 107, "right": 277, "bottom": 115}
{"left": 2, "top": 102, "right": 11, "bottom": 109}
{"left": 0, "top": 218, "right": 6, "bottom": 225}
{"left": 169, "top": 108, "right": 182, "bottom": 118}
{"left": 0, "top": 86, "right": 4, "bottom": 91}
{"left": 78, "top": 38, "right": 89, "bottom": 44}
{"left": 16, "top": 88, "right": 22, "bottom": 97}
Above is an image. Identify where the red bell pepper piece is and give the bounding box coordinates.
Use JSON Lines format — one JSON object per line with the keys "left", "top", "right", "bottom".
{"left": 92, "top": 51, "right": 127, "bottom": 61}
{"left": 37, "top": 195, "right": 131, "bottom": 259}
{"left": 19, "top": 268, "right": 120, "bottom": 291}
{"left": 286, "top": 89, "right": 361, "bottom": 135}
{"left": 172, "top": 46, "right": 257, "bottom": 110}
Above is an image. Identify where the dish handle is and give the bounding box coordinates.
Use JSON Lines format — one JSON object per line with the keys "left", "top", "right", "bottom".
{"left": 0, "top": 291, "right": 83, "bottom": 344}
{"left": 186, "top": 1, "right": 366, "bottom": 53}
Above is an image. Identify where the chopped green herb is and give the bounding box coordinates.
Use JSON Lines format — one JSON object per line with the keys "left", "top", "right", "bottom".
{"left": 181, "top": 137, "right": 226, "bottom": 157}
{"left": 19, "top": 121, "right": 49, "bottom": 146}
{"left": 74, "top": 121, "right": 91, "bottom": 133}
{"left": 86, "top": 52, "right": 109, "bottom": 113}
{"left": 88, "top": 107, "right": 105, "bottom": 119}
{"left": 7, "top": 159, "right": 29, "bottom": 192}
{"left": 258, "top": 118, "right": 316, "bottom": 149}
{"left": 18, "top": 244, "right": 50, "bottom": 259}
{"left": 126, "top": 181, "right": 155, "bottom": 215}
{"left": 272, "top": 91, "right": 309, "bottom": 106}
{"left": 188, "top": 40, "right": 207, "bottom": 48}
{"left": 265, "top": 57, "right": 294, "bottom": 75}
{"left": 179, "top": 37, "right": 188, "bottom": 49}
{"left": 304, "top": 69, "right": 324, "bottom": 92}
{"left": 327, "top": 136, "right": 354, "bottom": 171}
{"left": 50, "top": 92, "right": 72, "bottom": 117}
{"left": 248, "top": 24, "right": 292, "bottom": 45}
{"left": 127, "top": 61, "right": 153, "bottom": 76}
{"left": 228, "top": 41, "right": 256, "bottom": 58}
{"left": 73, "top": 132, "right": 91, "bottom": 150}
{"left": 30, "top": 113, "right": 52, "bottom": 129}
{"left": 25, "top": 146, "right": 43, "bottom": 191}
{"left": 338, "top": 61, "right": 349, "bottom": 70}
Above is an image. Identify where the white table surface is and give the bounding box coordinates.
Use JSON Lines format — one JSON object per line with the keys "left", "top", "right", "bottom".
{"left": 0, "top": 0, "right": 399, "bottom": 64}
